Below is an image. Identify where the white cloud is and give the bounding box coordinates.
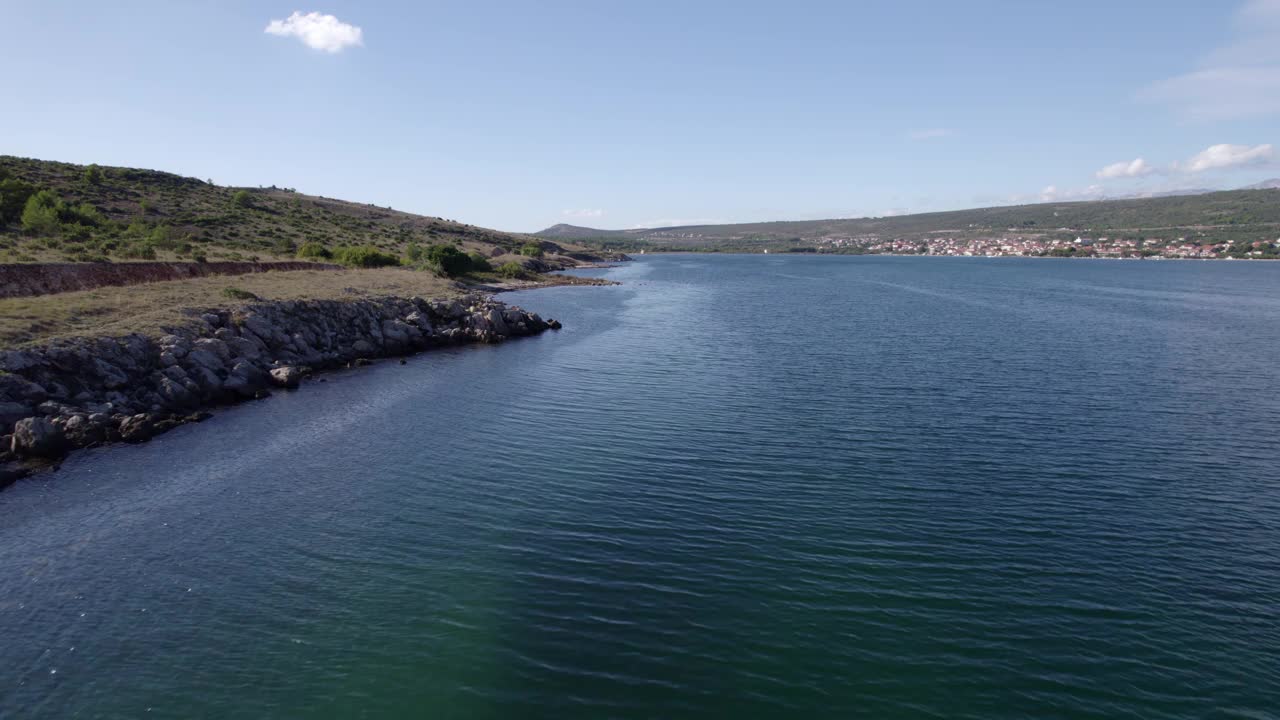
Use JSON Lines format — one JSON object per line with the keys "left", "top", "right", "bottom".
{"left": 561, "top": 209, "right": 604, "bottom": 219}
{"left": 265, "top": 11, "right": 363, "bottom": 53}
{"left": 907, "top": 128, "right": 954, "bottom": 140}
{"left": 1182, "top": 143, "right": 1275, "bottom": 172}
{"left": 1140, "top": 0, "right": 1280, "bottom": 119}
{"left": 1038, "top": 184, "right": 1106, "bottom": 203}
{"left": 1096, "top": 158, "right": 1155, "bottom": 179}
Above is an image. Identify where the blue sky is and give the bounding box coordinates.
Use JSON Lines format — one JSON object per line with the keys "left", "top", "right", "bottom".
{"left": 3, "top": 1, "right": 1278, "bottom": 230}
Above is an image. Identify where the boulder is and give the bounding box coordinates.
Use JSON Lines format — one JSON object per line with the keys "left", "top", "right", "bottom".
{"left": 269, "top": 366, "right": 302, "bottom": 389}
{"left": 118, "top": 414, "right": 155, "bottom": 443}
{"left": 222, "top": 361, "right": 269, "bottom": 399}
{"left": 11, "top": 417, "right": 66, "bottom": 457}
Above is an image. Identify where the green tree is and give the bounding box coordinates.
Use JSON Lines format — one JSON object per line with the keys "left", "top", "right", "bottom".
{"left": 83, "top": 164, "right": 104, "bottom": 185}
{"left": 0, "top": 178, "right": 37, "bottom": 226}
{"left": 21, "top": 190, "right": 63, "bottom": 235}
{"left": 519, "top": 242, "right": 544, "bottom": 257}
{"left": 231, "top": 190, "right": 253, "bottom": 209}
{"left": 422, "top": 243, "right": 472, "bottom": 276}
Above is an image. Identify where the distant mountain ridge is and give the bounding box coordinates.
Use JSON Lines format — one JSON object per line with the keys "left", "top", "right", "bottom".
{"left": 535, "top": 186, "right": 1280, "bottom": 252}
{"left": 1242, "top": 178, "right": 1280, "bottom": 190}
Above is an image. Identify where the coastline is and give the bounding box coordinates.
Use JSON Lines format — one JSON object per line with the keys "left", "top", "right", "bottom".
{"left": 0, "top": 292, "right": 565, "bottom": 487}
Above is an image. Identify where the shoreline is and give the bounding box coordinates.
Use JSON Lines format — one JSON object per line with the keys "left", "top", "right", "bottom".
{"left": 603, "top": 250, "right": 1275, "bottom": 262}
{"left": 0, "top": 292, "right": 566, "bottom": 488}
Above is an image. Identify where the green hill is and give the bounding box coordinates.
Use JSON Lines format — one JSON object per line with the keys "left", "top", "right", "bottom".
{"left": 539, "top": 190, "right": 1280, "bottom": 257}
{"left": 0, "top": 155, "right": 583, "bottom": 265}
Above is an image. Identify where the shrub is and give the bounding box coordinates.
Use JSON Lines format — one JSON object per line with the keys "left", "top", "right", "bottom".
{"left": 0, "top": 178, "right": 37, "bottom": 226}
{"left": 331, "top": 245, "right": 401, "bottom": 268}
{"left": 222, "top": 287, "right": 260, "bottom": 301}
{"left": 63, "top": 202, "right": 102, "bottom": 226}
{"left": 297, "top": 242, "right": 332, "bottom": 260}
{"left": 496, "top": 261, "right": 531, "bottom": 279}
{"left": 272, "top": 238, "right": 297, "bottom": 256}
{"left": 421, "top": 243, "right": 473, "bottom": 276}
{"left": 519, "top": 242, "right": 544, "bottom": 257}
{"left": 467, "top": 252, "right": 493, "bottom": 272}
{"left": 21, "top": 191, "right": 62, "bottom": 235}
{"left": 231, "top": 190, "right": 253, "bottom": 209}
{"left": 83, "top": 164, "right": 104, "bottom": 185}
{"left": 117, "top": 242, "right": 157, "bottom": 260}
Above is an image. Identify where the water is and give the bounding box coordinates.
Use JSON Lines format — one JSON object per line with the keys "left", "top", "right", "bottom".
{"left": 2, "top": 255, "right": 1279, "bottom": 718}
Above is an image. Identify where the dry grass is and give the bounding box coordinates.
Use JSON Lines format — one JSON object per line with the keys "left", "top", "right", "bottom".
{"left": 0, "top": 268, "right": 462, "bottom": 347}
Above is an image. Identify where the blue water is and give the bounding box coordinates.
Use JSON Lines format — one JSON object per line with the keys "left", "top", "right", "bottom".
{"left": 2, "top": 255, "right": 1279, "bottom": 718}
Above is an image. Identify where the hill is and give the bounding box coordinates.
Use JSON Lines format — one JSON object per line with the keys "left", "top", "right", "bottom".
{"left": 538, "top": 188, "right": 1280, "bottom": 258}
{"left": 0, "top": 156, "right": 599, "bottom": 267}
{"left": 537, "top": 223, "right": 632, "bottom": 240}
{"left": 1243, "top": 179, "right": 1280, "bottom": 190}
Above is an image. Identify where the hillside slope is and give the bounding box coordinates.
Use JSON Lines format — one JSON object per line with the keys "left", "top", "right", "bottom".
{"left": 0, "top": 156, "right": 594, "bottom": 266}
{"left": 538, "top": 189, "right": 1280, "bottom": 256}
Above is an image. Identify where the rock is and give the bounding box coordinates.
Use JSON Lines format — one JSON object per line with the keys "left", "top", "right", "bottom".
{"left": 405, "top": 311, "right": 434, "bottom": 332}
{"left": 0, "top": 294, "right": 559, "bottom": 463}
{"left": 486, "top": 308, "right": 510, "bottom": 336}
{"left": 0, "top": 402, "right": 33, "bottom": 430}
{"left": 62, "top": 414, "right": 108, "bottom": 446}
{"left": 192, "top": 338, "right": 231, "bottom": 363}
{"left": 93, "top": 359, "right": 131, "bottom": 389}
{"left": 184, "top": 347, "right": 227, "bottom": 374}
{"left": 11, "top": 417, "right": 66, "bottom": 457}
{"left": 222, "top": 361, "right": 269, "bottom": 398}
{"left": 0, "top": 374, "right": 49, "bottom": 405}
{"left": 226, "top": 336, "right": 264, "bottom": 360}
{"left": 157, "top": 376, "right": 194, "bottom": 407}
{"left": 118, "top": 414, "right": 155, "bottom": 443}
{"left": 547, "top": 319, "right": 562, "bottom": 330}
{"left": 269, "top": 366, "right": 302, "bottom": 389}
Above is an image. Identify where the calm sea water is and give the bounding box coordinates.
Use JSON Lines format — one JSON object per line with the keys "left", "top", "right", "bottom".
{"left": 2, "top": 255, "right": 1279, "bottom": 718}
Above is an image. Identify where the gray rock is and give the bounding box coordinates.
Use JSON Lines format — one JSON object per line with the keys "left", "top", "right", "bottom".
{"left": 269, "top": 366, "right": 302, "bottom": 389}
{"left": 193, "top": 338, "right": 231, "bottom": 362}
{"left": 0, "top": 402, "right": 33, "bottom": 429}
{"left": 118, "top": 414, "right": 155, "bottom": 443}
{"left": 184, "top": 347, "right": 227, "bottom": 374}
{"left": 158, "top": 376, "right": 194, "bottom": 406}
{"left": 222, "top": 361, "right": 268, "bottom": 398}
{"left": 11, "top": 417, "right": 66, "bottom": 457}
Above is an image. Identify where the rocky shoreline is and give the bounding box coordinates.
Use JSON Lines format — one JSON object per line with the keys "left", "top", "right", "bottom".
{"left": 0, "top": 294, "right": 560, "bottom": 486}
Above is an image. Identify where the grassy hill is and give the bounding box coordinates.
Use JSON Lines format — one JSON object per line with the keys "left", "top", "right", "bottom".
{"left": 0, "top": 155, "right": 590, "bottom": 267}
{"left": 539, "top": 189, "right": 1280, "bottom": 256}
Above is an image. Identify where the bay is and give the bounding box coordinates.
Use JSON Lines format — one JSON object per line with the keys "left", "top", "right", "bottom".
{"left": 2, "top": 255, "right": 1279, "bottom": 718}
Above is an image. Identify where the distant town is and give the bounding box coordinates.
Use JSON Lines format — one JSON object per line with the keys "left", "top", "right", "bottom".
{"left": 813, "top": 233, "right": 1280, "bottom": 259}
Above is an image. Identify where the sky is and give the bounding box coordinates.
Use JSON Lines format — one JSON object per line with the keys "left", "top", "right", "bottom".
{"left": 2, "top": 0, "right": 1279, "bottom": 231}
